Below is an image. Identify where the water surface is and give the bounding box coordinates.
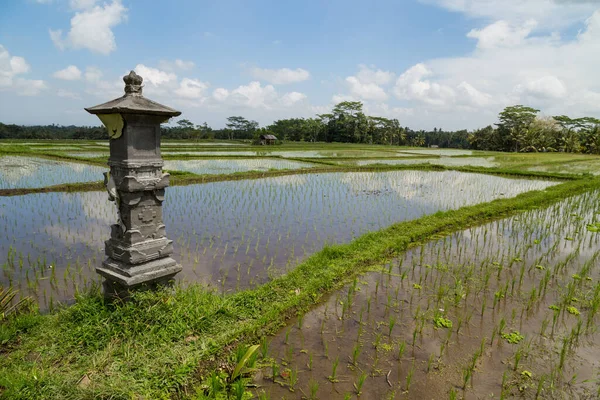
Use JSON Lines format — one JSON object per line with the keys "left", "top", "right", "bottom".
{"left": 0, "top": 156, "right": 106, "bottom": 189}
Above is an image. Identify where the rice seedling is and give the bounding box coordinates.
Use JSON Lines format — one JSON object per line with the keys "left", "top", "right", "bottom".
{"left": 354, "top": 372, "right": 367, "bottom": 396}
{"left": 405, "top": 361, "right": 415, "bottom": 392}
{"left": 328, "top": 356, "right": 340, "bottom": 383}
{"left": 308, "top": 379, "right": 319, "bottom": 399}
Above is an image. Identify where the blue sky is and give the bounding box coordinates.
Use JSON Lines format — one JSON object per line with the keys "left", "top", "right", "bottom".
{"left": 1, "top": 0, "right": 600, "bottom": 130}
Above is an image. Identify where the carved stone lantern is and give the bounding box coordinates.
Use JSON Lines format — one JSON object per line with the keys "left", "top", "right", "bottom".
{"left": 85, "top": 70, "right": 182, "bottom": 298}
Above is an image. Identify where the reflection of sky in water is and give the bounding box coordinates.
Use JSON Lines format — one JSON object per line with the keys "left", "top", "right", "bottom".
{"left": 93, "top": 142, "right": 246, "bottom": 147}
{"left": 0, "top": 156, "right": 106, "bottom": 189}
{"left": 342, "top": 157, "right": 498, "bottom": 168}
{"left": 161, "top": 150, "right": 404, "bottom": 158}
{"left": 162, "top": 142, "right": 248, "bottom": 146}
{"left": 0, "top": 170, "right": 555, "bottom": 306}
{"left": 399, "top": 149, "right": 474, "bottom": 156}
{"left": 163, "top": 159, "right": 315, "bottom": 174}
{"left": 63, "top": 152, "right": 109, "bottom": 159}
{"left": 162, "top": 151, "right": 260, "bottom": 156}
{"left": 30, "top": 146, "right": 84, "bottom": 151}
{"left": 267, "top": 150, "right": 410, "bottom": 158}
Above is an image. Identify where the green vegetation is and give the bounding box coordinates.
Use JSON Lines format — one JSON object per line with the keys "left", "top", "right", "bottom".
{"left": 3, "top": 136, "right": 600, "bottom": 398}
{"left": 2, "top": 176, "right": 600, "bottom": 398}
{"left": 470, "top": 105, "right": 600, "bottom": 154}
{"left": 501, "top": 331, "right": 525, "bottom": 344}
{"left": 4, "top": 103, "right": 600, "bottom": 154}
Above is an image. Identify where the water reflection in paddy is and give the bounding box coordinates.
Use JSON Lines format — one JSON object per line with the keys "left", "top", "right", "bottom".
{"left": 0, "top": 156, "right": 106, "bottom": 189}
{"left": 399, "top": 149, "right": 475, "bottom": 156}
{"left": 162, "top": 158, "right": 316, "bottom": 174}
{"left": 0, "top": 170, "right": 556, "bottom": 306}
{"left": 340, "top": 157, "right": 499, "bottom": 168}
{"left": 161, "top": 150, "right": 406, "bottom": 158}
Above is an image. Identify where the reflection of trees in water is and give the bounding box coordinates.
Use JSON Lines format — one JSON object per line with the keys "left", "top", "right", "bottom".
{"left": 162, "top": 159, "right": 313, "bottom": 174}
{"left": 0, "top": 156, "right": 105, "bottom": 189}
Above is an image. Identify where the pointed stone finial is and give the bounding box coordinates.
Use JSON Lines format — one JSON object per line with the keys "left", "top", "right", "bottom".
{"left": 123, "top": 70, "right": 143, "bottom": 95}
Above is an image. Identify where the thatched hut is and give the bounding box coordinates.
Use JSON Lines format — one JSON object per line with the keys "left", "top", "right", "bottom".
{"left": 260, "top": 134, "right": 277, "bottom": 145}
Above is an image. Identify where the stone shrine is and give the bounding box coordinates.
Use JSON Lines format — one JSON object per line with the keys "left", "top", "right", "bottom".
{"left": 85, "top": 71, "right": 182, "bottom": 298}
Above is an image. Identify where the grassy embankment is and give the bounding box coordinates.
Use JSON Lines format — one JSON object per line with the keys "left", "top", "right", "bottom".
{"left": 2, "top": 175, "right": 600, "bottom": 398}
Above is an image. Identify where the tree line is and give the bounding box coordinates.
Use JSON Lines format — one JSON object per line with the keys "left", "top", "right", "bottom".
{"left": 469, "top": 105, "right": 600, "bottom": 154}
{"left": 1, "top": 102, "right": 598, "bottom": 153}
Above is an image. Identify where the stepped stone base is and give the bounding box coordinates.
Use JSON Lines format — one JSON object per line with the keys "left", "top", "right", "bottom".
{"left": 97, "top": 257, "right": 182, "bottom": 300}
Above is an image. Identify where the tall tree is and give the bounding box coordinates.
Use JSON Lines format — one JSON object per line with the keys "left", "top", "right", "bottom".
{"left": 226, "top": 116, "right": 259, "bottom": 140}
{"left": 496, "top": 105, "right": 540, "bottom": 152}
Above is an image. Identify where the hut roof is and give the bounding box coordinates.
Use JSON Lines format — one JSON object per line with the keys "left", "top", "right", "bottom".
{"left": 261, "top": 134, "right": 277, "bottom": 140}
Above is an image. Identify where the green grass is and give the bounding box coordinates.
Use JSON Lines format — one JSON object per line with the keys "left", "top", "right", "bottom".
{"left": 2, "top": 176, "right": 600, "bottom": 399}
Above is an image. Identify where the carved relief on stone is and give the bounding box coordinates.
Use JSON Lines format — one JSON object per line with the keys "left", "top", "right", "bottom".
{"left": 105, "top": 237, "right": 173, "bottom": 265}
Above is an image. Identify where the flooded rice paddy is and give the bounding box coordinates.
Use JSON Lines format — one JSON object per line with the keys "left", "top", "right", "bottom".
{"left": 0, "top": 156, "right": 106, "bottom": 189}
{"left": 527, "top": 159, "right": 600, "bottom": 176}
{"left": 61, "top": 152, "right": 109, "bottom": 159}
{"left": 91, "top": 141, "right": 246, "bottom": 147}
{"left": 160, "top": 150, "right": 406, "bottom": 158}
{"left": 340, "top": 157, "right": 499, "bottom": 168}
{"left": 0, "top": 170, "right": 555, "bottom": 306}
{"left": 162, "top": 158, "right": 317, "bottom": 174}
{"left": 257, "top": 190, "right": 600, "bottom": 399}
{"left": 399, "top": 149, "right": 475, "bottom": 156}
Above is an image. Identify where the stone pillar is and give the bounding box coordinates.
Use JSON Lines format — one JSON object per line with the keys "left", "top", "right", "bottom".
{"left": 85, "top": 71, "right": 182, "bottom": 299}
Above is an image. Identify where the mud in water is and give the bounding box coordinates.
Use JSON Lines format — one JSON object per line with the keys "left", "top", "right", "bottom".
{"left": 256, "top": 190, "right": 600, "bottom": 399}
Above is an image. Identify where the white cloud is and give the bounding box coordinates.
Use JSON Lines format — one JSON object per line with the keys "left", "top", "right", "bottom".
{"left": 383, "top": 6, "right": 600, "bottom": 129}
{"left": 84, "top": 73, "right": 122, "bottom": 99}
{"left": 355, "top": 64, "right": 395, "bottom": 85}
{"left": 393, "top": 63, "right": 456, "bottom": 106}
{"left": 175, "top": 78, "right": 208, "bottom": 99}
{"left": 336, "top": 65, "right": 394, "bottom": 102}
{"left": 363, "top": 102, "right": 415, "bottom": 119}
{"left": 346, "top": 76, "right": 388, "bottom": 101}
{"left": 53, "top": 65, "right": 82, "bottom": 80}
{"left": 212, "top": 88, "right": 229, "bottom": 102}
{"left": 456, "top": 81, "right": 492, "bottom": 106}
{"left": 467, "top": 19, "right": 537, "bottom": 49}
{"left": 229, "top": 81, "right": 278, "bottom": 108}
{"left": 0, "top": 47, "right": 30, "bottom": 87}
{"left": 331, "top": 94, "right": 357, "bottom": 104}
{"left": 516, "top": 76, "right": 567, "bottom": 99}
{"left": 158, "top": 59, "right": 195, "bottom": 71}
{"left": 251, "top": 67, "right": 310, "bottom": 84}
{"left": 422, "top": 0, "right": 599, "bottom": 28}
{"left": 0, "top": 45, "right": 46, "bottom": 96}
{"left": 84, "top": 66, "right": 102, "bottom": 82}
{"left": 578, "top": 9, "right": 600, "bottom": 42}
{"left": 209, "top": 81, "right": 305, "bottom": 110}
{"left": 133, "top": 64, "right": 177, "bottom": 87}
{"left": 49, "top": 0, "right": 127, "bottom": 55}
{"left": 280, "top": 91, "right": 307, "bottom": 107}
